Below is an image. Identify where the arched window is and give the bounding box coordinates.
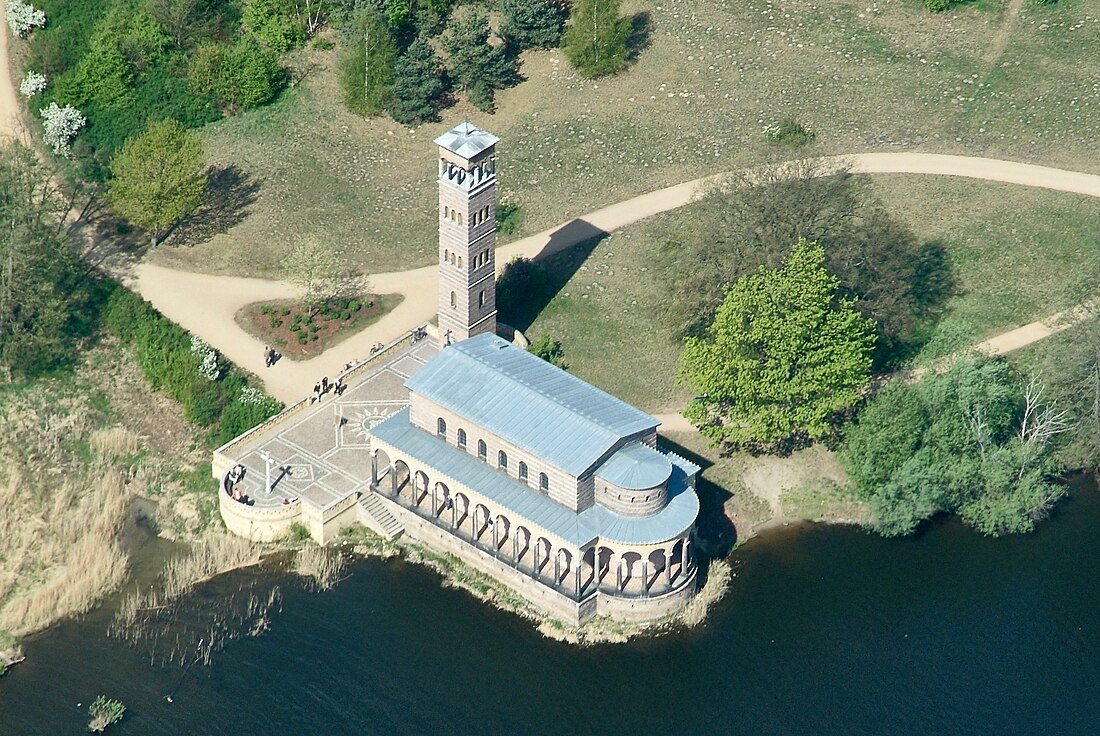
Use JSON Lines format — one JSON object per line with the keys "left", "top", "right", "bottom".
{"left": 457, "top": 213, "right": 463, "bottom": 225}
{"left": 450, "top": 291, "right": 456, "bottom": 308}
{"left": 478, "top": 440, "right": 487, "bottom": 461}
{"left": 498, "top": 450, "right": 507, "bottom": 470}
{"left": 458, "top": 256, "right": 463, "bottom": 268}
{"left": 518, "top": 462, "right": 528, "bottom": 483}
{"left": 479, "top": 290, "right": 485, "bottom": 308}
{"left": 539, "top": 473, "right": 549, "bottom": 493}
{"left": 449, "top": 209, "right": 455, "bottom": 222}
{"left": 443, "top": 206, "right": 449, "bottom": 218}
{"left": 437, "top": 418, "right": 446, "bottom": 437}
{"left": 458, "top": 429, "right": 467, "bottom": 449}
{"left": 450, "top": 253, "right": 456, "bottom": 265}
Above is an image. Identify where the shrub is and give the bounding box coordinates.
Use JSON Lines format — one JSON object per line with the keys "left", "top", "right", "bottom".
{"left": 39, "top": 102, "right": 86, "bottom": 158}
{"left": 496, "top": 197, "right": 521, "bottom": 234}
{"left": 87, "top": 696, "right": 125, "bottom": 732}
{"left": 348, "top": 300, "right": 360, "bottom": 311}
{"left": 763, "top": 119, "right": 815, "bottom": 147}
{"left": 6, "top": 0, "right": 46, "bottom": 38}
{"left": 528, "top": 334, "right": 568, "bottom": 369}
{"left": 279, "top": 307, "right": 290, "bottom": 316}
{"left": 260, "top": 305, "right": 272, "bottom": 315}
{"left": 289, "top": 522, "right": 311, "bottom": 541}
{"left": 923, "top": 0, "right": 950, "bottom": 11}
{"left": 243, "top": 0, "right": 307, "bottom": 51}
{"left": 19, "top": 71, "right": 48, "bottom": 98}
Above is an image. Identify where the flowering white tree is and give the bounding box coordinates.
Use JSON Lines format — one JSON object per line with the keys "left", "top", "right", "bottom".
{"left": 190, "top": 335, "right": 223, "bottom": 381}
{"left": 6, "top": 0, "right": 46, "bottom": 37}
{"left": 19, "top": 71, "right": 47, "bottom": 98}
{"left": 39, "top": 102, "right": 86, "bottom": 158}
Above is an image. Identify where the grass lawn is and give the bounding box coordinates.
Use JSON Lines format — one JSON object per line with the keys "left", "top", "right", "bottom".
{"left": 519, "top": 175, "right": 1100, "bottom": 413}
{"left": 235, "top": 294, "right": 402, "bottom": 360}
{"left": 145, "top": 0, "right": 1100, "bottom": 278}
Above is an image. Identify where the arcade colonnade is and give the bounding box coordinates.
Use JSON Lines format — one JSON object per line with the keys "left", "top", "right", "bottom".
{"left": 370, "top": 447, "right": 695, "bottom": 602}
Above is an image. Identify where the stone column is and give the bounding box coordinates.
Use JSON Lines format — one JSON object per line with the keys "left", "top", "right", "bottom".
{"left": 665, "top": 549, "right": 672, "bottom": 588}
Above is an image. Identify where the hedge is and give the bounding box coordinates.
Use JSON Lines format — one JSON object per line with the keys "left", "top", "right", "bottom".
{"left": 103, "top": 286, "right": 282, "bottom": 445}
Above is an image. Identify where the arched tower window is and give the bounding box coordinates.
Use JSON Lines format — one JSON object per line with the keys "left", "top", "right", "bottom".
{"left": 450, "top": 291, "right": 456, "bottom": 308}
{"left": 458, "top": 256, "right": 463, "bottom": 268}
{"left": 437, "top": 418, "right": 446, "bottom": 437}
{"left": 457, "top": 429, "right": 467, "bottom": 448}
{"left": 539, "top": 473, "right": 549, "bottom": 493}
{"left": 457, "top": 213, "right": 463, "bottom": 225}
{"left": 477, "top": 440, "right": 487, "bottom": 461}
{"left": 498, "top": 450, "right": 507, "bottom": 470}
{"left": 518, "top": 462, "right": 528, "bottom": 483}
{"left": 479, "top": 290, "right": 485, "bottom": 308}
{"left": 444, "top": 248, "right": 449, "bottom": 262}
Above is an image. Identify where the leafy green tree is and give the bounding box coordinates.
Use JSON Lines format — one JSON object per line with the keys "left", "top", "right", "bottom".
{"left": 678, "top": 239, "right": 876, "bottom": 452}
{"left": 0, "top": 143, "right": 98, "bottom": 378}
{"left": 387, "top": 36, "right": 446, "bottom": 125}
{"left": 338, "top": 6, "right": 397, "bottom": 116}
{"left": 528, "top": 334, "right": 568, "bottom": 369}
{"left": 109, "top": 119, "right": 207, "bottom": 248}
{"left": 844, "top": 359, "right": 1069, "bottom": 537}
{"left": 562, "top": 0, "right": 630, "bottom": 77}
{"left": 189, "top": 36, "right": 286, "bottom": 112}
{"left": 243, "top": 0, "right": 307, "bottom": 51}
{"left": 441, "top": 9, "right": 514, "bottom": 112}
{"left": 500, "top": 0, "right": 565, "bottom": 49}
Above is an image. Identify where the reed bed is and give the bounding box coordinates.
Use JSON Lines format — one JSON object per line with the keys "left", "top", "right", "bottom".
{"left": 293, "top": 546, "right": 346, "bottom": 592}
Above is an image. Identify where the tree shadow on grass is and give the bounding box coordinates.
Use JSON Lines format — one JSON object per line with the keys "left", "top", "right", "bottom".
{"left": 658, "top": 436, "right": 738, "bottom": 557}
{"left": 496, "top": 220, "right": 609, "bottom": 333}
{"left": 627, "top": 11, "right": 653, "bottom": 61}
{"left": 167, "top": 165, "right": 262, "bottom": 249}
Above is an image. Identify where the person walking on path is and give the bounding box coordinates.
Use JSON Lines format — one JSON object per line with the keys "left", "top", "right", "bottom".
{"left": 312, "top": 383, "right": 321, "bottom": 403}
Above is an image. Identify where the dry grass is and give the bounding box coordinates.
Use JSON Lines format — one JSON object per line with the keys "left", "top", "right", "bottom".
{"left": 0, "top": 452, "right": 131, "bottom": 635}
{"left": 146, "top": 0, "right": 1100, "bottom": 279}
{"left": 293, "top": 545, "right": 346, "bottom": 591}
{"left": 89, "top": 426, "right": 141, "bottom": 458}
{"left": 0, "top": 342, "right": 223, "bottom": 636}
{"left": 678, "top": 559, "right": 732, "bottom": 628}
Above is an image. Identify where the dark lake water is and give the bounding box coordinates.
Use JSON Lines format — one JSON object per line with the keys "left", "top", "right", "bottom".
{"left": 3, "top": 476, "right": 1100, "bottom": 735}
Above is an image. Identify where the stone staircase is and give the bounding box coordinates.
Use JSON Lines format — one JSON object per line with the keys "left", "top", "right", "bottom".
{"left": 357, "top": 492, "right": 404, "bottom": 540}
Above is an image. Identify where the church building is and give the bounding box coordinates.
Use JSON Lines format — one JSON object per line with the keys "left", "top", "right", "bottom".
{"left": 365, "top": 123, "right": 701, "bottom": 624}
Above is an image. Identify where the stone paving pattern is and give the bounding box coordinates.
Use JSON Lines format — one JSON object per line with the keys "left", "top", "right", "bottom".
{"left": 228, "top": 341, "right": 440, "bottom": 508}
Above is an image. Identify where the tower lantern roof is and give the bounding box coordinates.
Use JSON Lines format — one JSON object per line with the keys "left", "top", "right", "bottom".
{"left": 434, "top": 121, "right": 500, "bottom": 160}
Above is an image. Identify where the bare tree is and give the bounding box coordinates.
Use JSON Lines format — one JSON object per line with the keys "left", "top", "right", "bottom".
{"left": 282, "top": 239, "right": 368, "bottom": 318}
{"left": 1016, "top": 378, "right": 1074, "bottom": 481}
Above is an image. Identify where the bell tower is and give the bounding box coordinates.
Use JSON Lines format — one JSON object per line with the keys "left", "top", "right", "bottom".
{"left": 435, "top": 122, "right": 500, "bottom": 344}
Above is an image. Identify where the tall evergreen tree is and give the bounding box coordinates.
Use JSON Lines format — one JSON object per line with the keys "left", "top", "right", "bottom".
{"left": 337, "top": 6, "right": 397, "bottom": 116}
{"left": 387, "top": 36, "right": 447, "bottom": 125}
{"left": 441, "top": 10, "right": 514, "bottom": 112}
{"left": 499, "top": 0, "right": 565, "bottom": 50}
{"left": 562, "top": 0, "right": 630, "bottom": 78}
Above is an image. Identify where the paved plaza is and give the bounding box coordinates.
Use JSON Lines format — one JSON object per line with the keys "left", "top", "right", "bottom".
{"left": 227, "top": 340, "right": 441, "bottom": 510}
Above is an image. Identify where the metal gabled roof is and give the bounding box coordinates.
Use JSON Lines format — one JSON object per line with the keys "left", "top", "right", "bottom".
{"left": 371, "top": 409, "right": 697, "bottom": 546}
{"left": 434, "top": 122, "right": 500, "bottom": 159}
{"left": 405, "top": 334, "right": 658, "bottom": 477}
{"left": 595, "top": 442, "right": 672, "bottom": 490}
